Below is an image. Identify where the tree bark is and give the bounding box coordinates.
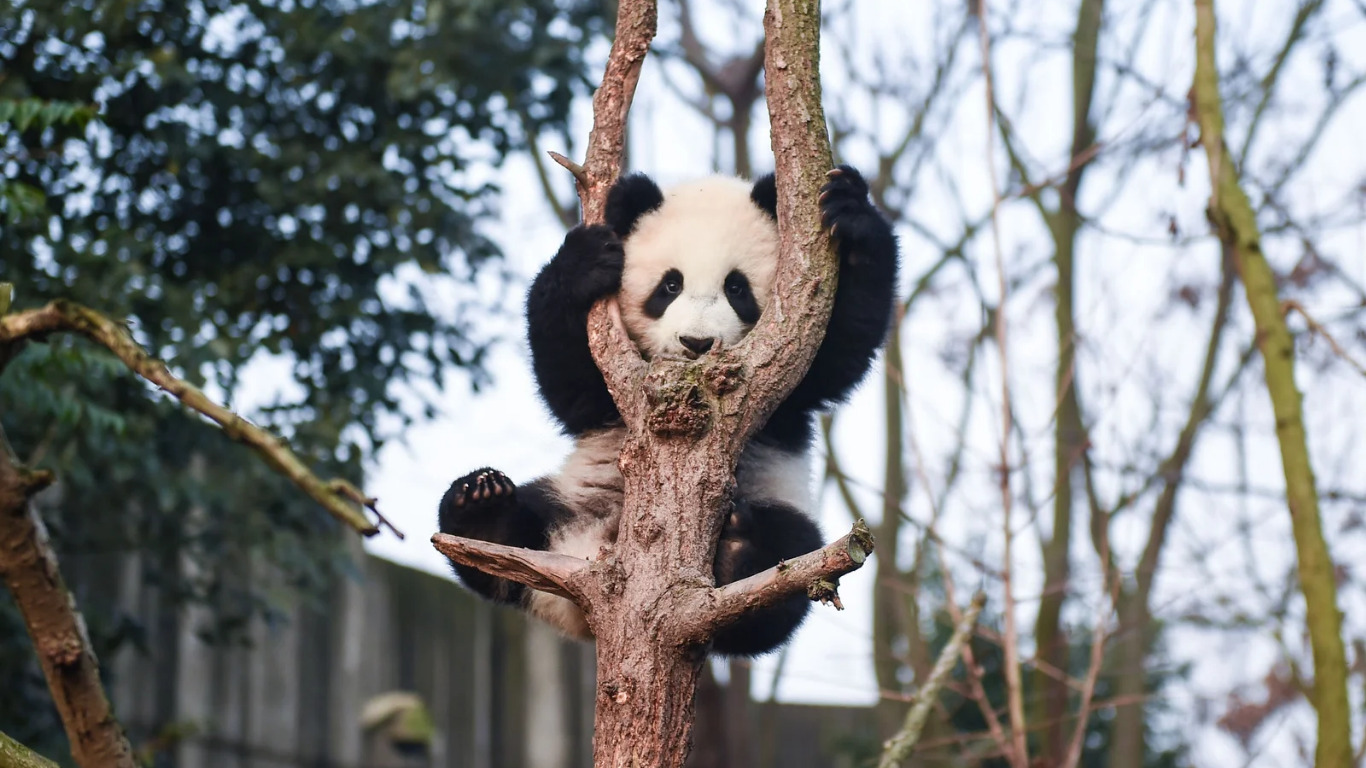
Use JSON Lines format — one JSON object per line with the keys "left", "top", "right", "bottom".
{"left": 0, "top": 455, "right": 135, "bottom": 768}
{"left": 1191, "top": 3, "right": 1352, "bottom": 766}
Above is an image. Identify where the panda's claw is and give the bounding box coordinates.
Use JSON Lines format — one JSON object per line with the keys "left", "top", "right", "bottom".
{"left": 447, "top": 467, "right": 517, "bottom": 508}
{"left": 826, "top": 167, "right": 843, "bottom": 178}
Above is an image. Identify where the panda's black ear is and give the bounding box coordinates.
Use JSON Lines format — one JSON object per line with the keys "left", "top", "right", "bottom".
{"left": 605, "top": 174, "right": 665, "bottom": 238}
{"left": 750, "top": 173, "right": 778, "bottom": 221}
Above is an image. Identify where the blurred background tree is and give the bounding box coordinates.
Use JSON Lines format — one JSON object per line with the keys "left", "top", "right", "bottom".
{"left": 0, "top": 0, "right": 604, "bottom": 754}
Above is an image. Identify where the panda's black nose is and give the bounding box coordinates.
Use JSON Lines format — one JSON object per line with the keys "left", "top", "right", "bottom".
{"left": 679, "top": 336, "right": 715, "bottom": 356}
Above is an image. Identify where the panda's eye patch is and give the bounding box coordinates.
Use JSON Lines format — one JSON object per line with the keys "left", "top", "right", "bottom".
{"left": 643, "top": 268, "right": 685, "bottom": 319}
{"left": 724, "top": 270, "right": 760, "bottom": 325}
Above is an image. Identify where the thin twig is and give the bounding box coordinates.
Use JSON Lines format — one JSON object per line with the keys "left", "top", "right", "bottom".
{"left": 975, "top": 3, "right": 1030, "bottom": 766}
{"left": 1282, "top": 299, "right": 1366, "bottom": 379}
{"left": 878, "top": 593, "right": 987, "bottom": 768}
{"left": 1059, "top": 538, "right": 1114, "bottom": 768}
{"left": 523, "top": 123, "right": 576, "bottom": 227}
{"left": 547, "top": 151, "right": 592, "bottom": 197}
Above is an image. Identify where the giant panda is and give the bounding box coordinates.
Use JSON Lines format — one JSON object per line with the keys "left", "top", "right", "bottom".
{"left": 438, "top": 165, "right": 899, "bottom": 656}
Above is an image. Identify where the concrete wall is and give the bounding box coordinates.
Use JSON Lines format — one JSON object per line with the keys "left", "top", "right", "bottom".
{"left": 65, "top": 543, "right": 873, "bottom": 768}
{"left": 75, "top": 542, "right": 594, "bottom": 768}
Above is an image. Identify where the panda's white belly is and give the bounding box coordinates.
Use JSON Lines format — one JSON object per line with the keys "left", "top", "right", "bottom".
{"left": 530, "top": 426, "right": 814, "bottom": 638}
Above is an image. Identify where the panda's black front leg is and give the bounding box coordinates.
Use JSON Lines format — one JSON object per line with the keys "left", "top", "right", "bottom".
{"left": 711, "top": 499, "right": 824, "bottom": 656}
{"left": 526, "top": 224, "right": 626, "bottom": 435}
{"left": 438, "top": 468, "right": 558, "bottom": 605}
{"left": 780, "top": 165, "right": 900, "bottom": 414}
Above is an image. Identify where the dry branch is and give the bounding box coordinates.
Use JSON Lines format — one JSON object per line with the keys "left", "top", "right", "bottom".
{"left": 0, "top": 300, "right": 395, "bottom": 538}
{"left": 974, "top": 2, "right": 1029, "bottom": 765}
{"left": 1282, "top": 299, "right": 1366, "bottom": 379}
{"left": 675, "top": 521, "right": 874, "bottom": 644}
{"left": 431, "top": 533, "right": 591, "bottom": 600}
{"left": 0, "top": 450, "right": 134, "bottom": 768}
{"left": 878, "top": 593, "right": 986, "bottom": 768}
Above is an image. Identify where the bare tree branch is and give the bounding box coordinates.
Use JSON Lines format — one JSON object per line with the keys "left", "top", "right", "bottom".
{"left": 0, "top": 446, "right": 134, "bottom": 768}
{"left": 0, "top": 730, "right": 60, "bottom": 768}
{"left": 674, "top": 521, "right": 874, "bottom": 644}
{"left": 1193, "top": 2, "right": 1353, "bottom": 764}
{"left": 1282, "top": 299, "right": 1366, "bottom": 379}
{"left": 975, "top": 3, "right": 1030, "bottom": 765}
{"left": 431, "top": 533, "right": 592, "bottom": 601}
{"left": 575, "top": 1, "right": 659, "bottom": 224}
{"left": 877, "top": 593, "right": 986, "bottom": 768}
{"left": 0, "top": 301, "right": 395, "bottom": 538}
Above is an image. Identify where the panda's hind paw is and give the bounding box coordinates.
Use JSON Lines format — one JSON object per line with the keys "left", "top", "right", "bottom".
{"left": 714, "top": 501, "right": 759, "bottom": 585}
{"left": 447, "top": 467, "right": 517, "bottom": 508}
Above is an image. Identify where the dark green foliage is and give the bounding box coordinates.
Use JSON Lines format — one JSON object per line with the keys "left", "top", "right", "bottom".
{"left": 0, "top": 99, "right": 95, "bottom": 224}
{"left": 0, "top": 99, "right": 99, "bottom": 133}
{"left": 1, "top": 0, "right": 603, "bottom": 443}
{"left": 0, "top": 0, "right": 604, "bottom": 757}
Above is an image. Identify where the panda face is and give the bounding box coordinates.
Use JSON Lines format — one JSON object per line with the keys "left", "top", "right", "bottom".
{"left": 617, "top": 177, "right": 780, "bottom": 360}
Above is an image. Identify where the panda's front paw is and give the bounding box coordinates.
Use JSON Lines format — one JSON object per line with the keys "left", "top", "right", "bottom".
{"left": 820, "top": 165, "right": 887, "bottom": 266}
{"left": 558, "top": 224, "right": 626, "bottom": 305}
{"left": 439, "top": 468, "right": 518, "bottom": 535}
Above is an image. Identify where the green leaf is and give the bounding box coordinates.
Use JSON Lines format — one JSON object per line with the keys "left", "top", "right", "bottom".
{"left": 12, "top": 100, "right": 41, "bottom": 131}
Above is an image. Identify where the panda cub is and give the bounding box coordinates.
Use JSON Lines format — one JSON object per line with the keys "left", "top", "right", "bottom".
{"left": 439, "top": 165, "right": 898, "bottom": 656}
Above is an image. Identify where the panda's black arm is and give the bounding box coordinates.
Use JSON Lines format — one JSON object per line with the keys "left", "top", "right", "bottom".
{"left": 526, "top": 224, "right": 625, "bottom": 435}
{"left": 781, "top": 168, "right": 900, "bottom": 415}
